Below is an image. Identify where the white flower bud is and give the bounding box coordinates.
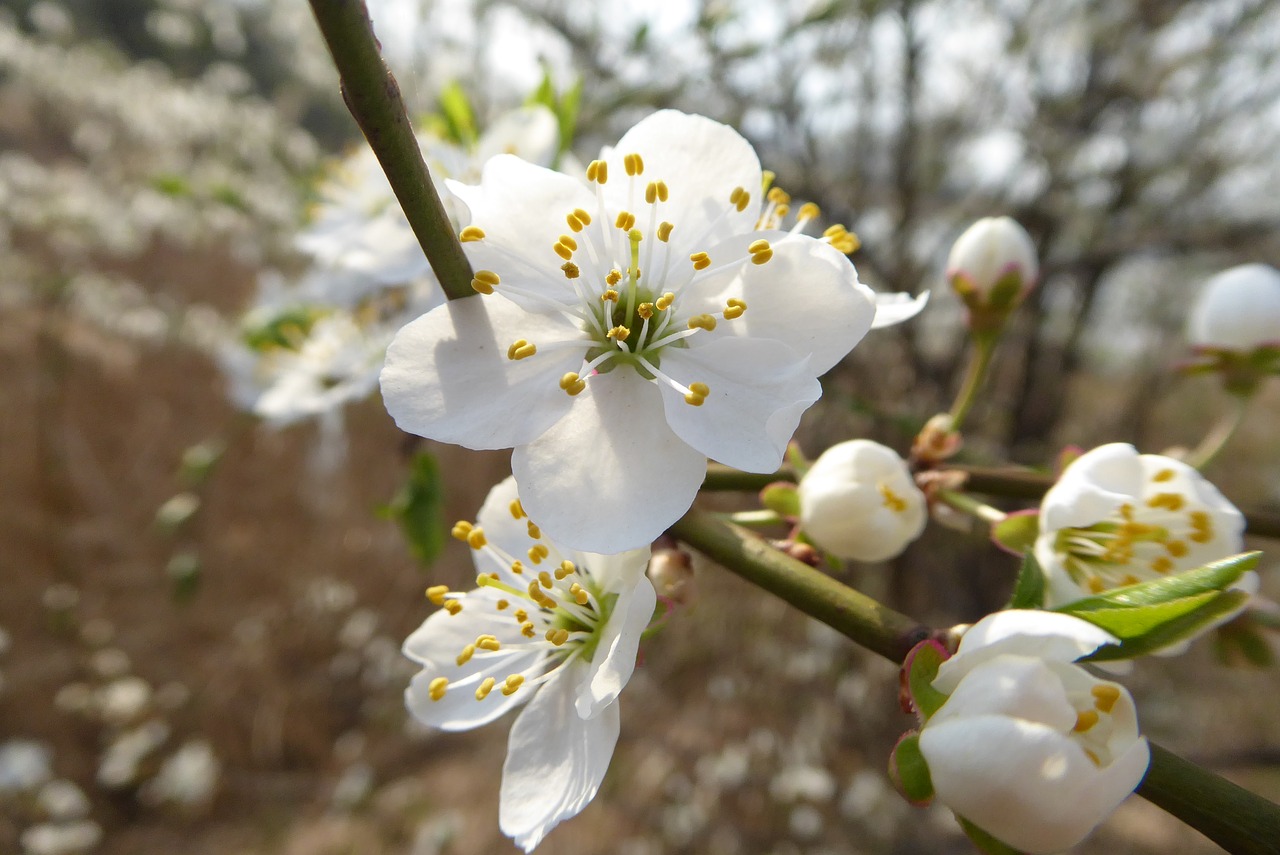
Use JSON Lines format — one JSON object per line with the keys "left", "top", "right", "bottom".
{"left": 946, "top": 216, "right": 1038, "bottom": 307}
{"left": 918, "top": 611, "right": 1149, "bottom": 854}
{"left": 798, "top": 440, "right": 927, "bottom": 562}
{"left": 1187, "top": 263, "right": 1280, "bottom": 353}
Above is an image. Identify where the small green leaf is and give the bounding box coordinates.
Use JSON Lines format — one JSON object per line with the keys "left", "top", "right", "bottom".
{"left": 1053, "top": 552, "right": 1258, "bottom": 612}
{"left": 167, "top": 551, "right": 201, "bottom": 603}
{"left": 958, "top": 816, "right": 1026, "bottom": 855}
{"left": 437, "top": 81, "right": 477, "bottom": 147}
{"left": 906, "top": 640, "right": 949, "bottom": 719}
{"left": 384, "top": 451, "right": 447, "bottom": 567}
{"left": 889, "top": 733, "right": 934, "bottom": 804}
{"left": 179, "top": 440, "right": 225, "bottom": 487}
{"left": 760, "top": 482, "right": 801, "bottom": 518}
{"left": 556, "top": 78, "right": 582, "bottom": 154}
{"left": 1081, "top": 591, "right": 1250, "bottom": 661}
{"left": 1005, "top": 550, "right": 1045, "bottom": 610}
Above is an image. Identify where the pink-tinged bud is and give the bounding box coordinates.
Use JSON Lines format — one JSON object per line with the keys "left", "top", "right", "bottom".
{"left": 1187, "top": 263, "right": 1280, "bottom": 354}
{"left": 946, "top": 217, "right": 1038, "bottom": 318}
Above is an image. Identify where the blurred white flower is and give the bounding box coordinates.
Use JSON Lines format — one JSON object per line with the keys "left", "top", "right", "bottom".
{"left": 19, "top": 820, "right": 102, "bottom": 855}
{"left": 798, "top": 440, "right": 927, "bottom": 562}
{"left": 1034, "top": 443, "right": 1249, "bottom": 609}
{"left": 0, "top": 739, "right": 53, "bottom": 793}
{"left": 1186, "top": 263, "right": 1280, "bottom": 353}
{"left": 141, "top": 740, "right": 220, "bottom": 811}
{"left": 383, "top": 110, "right": 885, "bottom": 552}
{"left": 917, "top": 610, "right": 1149, "bottom": 854}
{"left": 946, "top": 216, "right": 1038, "bottom": 312}
{"left": 403, "top": 476, "right": 655, "bottom": 851}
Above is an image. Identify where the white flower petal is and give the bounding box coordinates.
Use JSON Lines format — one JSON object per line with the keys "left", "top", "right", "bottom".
{"left": 605, "top": 110, "right": 762, "bottom": 250}
{"left": 576, "top": 574, "right": 656, "bottom": 719}
{"left": 1038, "top": 443, "right": 1143, "bottom": 532}
{"left": 474, "top": 105, "right": 560, "bottom": 168}
{"left": 657, "top": 337, "right": 821, "bottom": 473}
{"left": 934, "top": 610, "right": 1117, "bottom": 694}
{"left": 380, "top": 295, "right": 586, "bottom": 450}
{"left": 928, "top": 655, "right": 1076, "bottom": 732}
{"left": 919, "top": 716, "right": 1147, "bottom": 854}
{"left": 511, "top": 369, "right": 706, "bottom": 553}
{"left": 870, "top": 290, "right": 930, "bottom": 329}
{"left": 500, "top": 661, "right": 621, "bottom": 852}
{"left": 473, "top": 475, "right": 569, "bottom": 579}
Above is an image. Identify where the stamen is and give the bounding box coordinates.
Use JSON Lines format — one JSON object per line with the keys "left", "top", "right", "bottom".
{"left": 509, "top": 500, "right": 525, "bottom": 519}
{"left": 637, "top": 303, "right": 654, "bottom": 319}
{"left": 476, "top": 635, "right": 501, "bottom": 651}
{"left": 566, "top": 213, "right": 584, "bottom": 232}
{"left": 615, "top": 211, "right": 636, "bottom": 231}
{"left": 586, "top": 159, "right": 609, "bottom": 184}
{"left": 556, "top": 560, "right": 575, "bottom": 579}
{"left": 879, "top": 482, "right": 908, "bottom": 512}
{"left": 606, "top": 269, "right": 623, "bottom": 286}
{"left": 729, "top": 186, "right": 750, "bottom": 212}
{"left": 684, "top": 381, "right": 709, "bottom": 406}
{"left": 656, "top": 292, "right": 675, "bottom": 311}
{"left": 1091, "top": 684, "right": 1121, "bottom": 713}
{"left": 510, "top": 561, "right": 524, "bottom": 576}
{"left": 574, "top": 208, "right": 593, "bottom": 225}
{"left": 496, "top": 599, "right": 509, "bottom": 610}
{"left": 451, "top": 521, "right": 473, "bottom": 540}
{"left": 502, "top": 674, "right": 526, "bottom": 695}
{"left": 1073, "top": 710, "right": 1100, "bottom": 732}
{"left": 688, "top": 314, "right": 717, "bottom": 331}
{"left": 624, "top": 153, "right": 644, "bottom": 176}
{"left": 538, "top": 570, "right": 554, "bottom": 589}
{"left": 426, "top": 585, "right": 449, "bottom": 605}
{"left": 608, "top": 325, "right": 631, "bottom": 341}
{"left": 601, "top": 289, "right": 619, "bottom": 302}
{"left": 514, "top": 609, "right": 528, "bottom": 623}
{"left": 507, "top": 339, "right": 537, "bottom": 360}
{"left": 655, "top": 180, "right": 669, "bottom": 201}
{"left": 466, "top": 528, "right": 487, "bottom": 550}
{"left": 459, "top": 226, "right": 486, "bottom": 242}
{"left": 559, "top": 372, "right": 587, "bottom": 396}
{"left": 796, "top": 202, "right": 820, "bottom": 222}
{"left": 1147, "top": 492, "right": 1185, "bottom": 512}
{"left": 723, "top": 298, "right": 746, "bottom": 320}
{"left": 748, "top": 239, "right": 773, "bottom": 265}
{"left": 1152, "top": 468, "right": 1175, "bottom": 482}
{"left": 471, "top": 270, "right": 500, "bottom": 295}
{"left": 568, "top": 583, "right": 590, "bottom": 605}
{"left": 444, "top": 600, "right": 463, "bottom": 615}
{"left": 690, "top": 251, "right": 711, "bottom": 270}
{"left": 657, "top": 221, "right": 674, "bottom": 242}
{"left": 545, "top": 628, "right": 570, "bottom": 646}
{"left": 554, "top": 241, "right": 573, "bottom": 261}
{"left": 520, "top": 621, "right": 537, "bottom": 638}
{"left": 823, "top": 224, "right": 859, "bottom": 254}
{"left": 456, "top": 644, "right": 475, "bottom": 666}
{"left": 528, "top": 544, "right": 550, "bottom": 564}
{"left": 526, "top": 520, "right": 541, "bottom": 539}
{"left": 475, "top": 677, "right": 496, "bottom": 700}
{"left": 428, "top": 677, "right": 448, "bottom": 701}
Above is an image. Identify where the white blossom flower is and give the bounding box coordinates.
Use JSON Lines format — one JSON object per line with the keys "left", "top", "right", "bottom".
{"left": 1186, "top": 262, "right": 1280, "bottom": 353}
{"left": 403, "top": 476, "right": 656, "bottom": 852}
{"left": 797, "top": 440, "right": 927, "bottom": 562}
{"left": 946, "top": 216, "right": 1038, "bottom": 308}
{"left": 1034, "top": 443, "right": 1249, "bottom": 608}
{"left": 383, "top": 110, "right": 888, "bottom": 552}
{"left": 917, "top": 610, "right": 1149, "bottom": 854}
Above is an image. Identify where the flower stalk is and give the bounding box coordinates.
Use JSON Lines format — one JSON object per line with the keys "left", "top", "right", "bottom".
{"left": 1185, "top": 394, "right": 1250, "bottom": 471}
{"left": 947, "top": 331, "right": 998, "bottom": 431}
{"left": 307, "top": 0, "right": 474, "bottom": 300}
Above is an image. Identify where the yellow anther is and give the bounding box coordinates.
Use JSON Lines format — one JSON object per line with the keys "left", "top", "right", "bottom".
{"left": 514, "top": 609, "right": 528, "bottom": 623}
{"left": 1146, "top": 492, "right": 1185, "bottom": 512}
{"left": 586, "top": 159, "right": 608, "bottom": 184}
{"left": 520, "top": 622, "right": 536, "bottom": 639}
{"left": 475, "top": 677, "right": 496, "bottom": 700}
{"left": 1084, "top": 748, "right": 1102, "bottom": 767}
{"left": 558, "top": 234, "right": 578, "bottom": 252}
{"left": 824, "top": 224, "right": 860, "bottom": 253}
{"left": 471, "top": 269, "right": 500, "bottom": 295}
{"left": 690, "top": 251, "right": 711, "bottom": 270}
{"left": 460, "top": 225, "right": 486, "bottom": 242}
{"left": 573, "top": 208, "right": 592, "bottom": 225}
{"left": 1165, "top": 540, "right": 1188, "bottom": 558}
{"left": 624, "top": 152, "right": 644, "bottom": 176}
{"left": 509, "top": 499, "right": 525, "bottom": 519}
{"left": 1153, "top": 468, "right": 1175, "bottom": 482}
{"left": 476, "top": 635, "right": 501, "bottom": 651}
{"left": 606, "top": 269, "right": 623, "bottom": 286}
{"left": 559, "top": 372, "right": 586, "bottom": 396}
{"left": 656, "top": 292, "right": 675, "bottom": 311}
{"left": 775, "top": 204, "right": 789, "bottom": 218}
{"left": 684, "top": 381, "right": 710, "bottom": 407}
{"left": 569, "top": 582, "right": 590, "bottom": 605}
{"left": 1151, "top": 556, "right": 1174, "bottom": 574}
{"left": 507, "top": 339, "right": 537, "bottom": 360}
{"left": 767, "top": 187, "right": 791, "bottom": 204}
{"left": 1091, "top": 684, "right": 1121, "bottom": 713}
{"left": 1086, "top": 576, "right": 1105, "bottom": 593}
{"left": 723, "top": 298, "right": 746, "bottom": 320}
{"left": 545, "top": 628, "right": 570, "bottom": 646}
{"left": 456, "top": 644, "right": 475, "bottom": 666}
{"left": 556, "top": 560, "right": 575, "bottom": 579}
{"left": 657, "top": 221, "right": 674, "bottom": 242}
{"left": 426, "top": 585, "right": 449, "bottom": 605}
{"left": 748, "top": 238, "right": 771, "bottom": 254}
{"left": 466, "top": 528, "right": 487, "bottom": 550}
{"left": 637, "top": 302, "right": 654, "bottom": 319}
{"left": 879, "top": 483, "right": 908, "bottom": 513}
{"left": 566, "top": 213, "right": 584, "bottom": 232}
{"left": 688, "top": 314, "right": 717, "bottom": 331}
{"left": 496, "top": 599, "right": 510, "bottom": 610}
{"left": 729, "top": 186, "right": 750, "bottom": 212}
{"left": 526, "top": 520, "right": 541, "bottom": 539}
{"left": 1122, "top": 574, "right": 1140, "bottom": 586}
{"left": 797, "top": 202, "right": 820, "bottom": 221}
{"left": 450, "top": 520, "right": 473, "bottom": 540}
{"left": 510, "top": 560, "right": 524, "bottom": 575}
{"left": 615, "top": 211, "right": 636, "bottom": 231}
{"left": 538, "top": 570, "right": 554, "bottom": 589}
{"left": 529, "top": 543, "right": 551, "bottom": 564}
{"left": 601, "top": 289, "right": 619, "bottom": 302}
{"left": 553, "top": 242, "right": 573, "bottom": 261}
{"left": 608, "top": 325, "right": 631, "bottom": 341}
{"left": 444, "top": 599, "right": 463, "bottom": 615}
{"left": 655, "top": 180, "right": 669, "bottom": 201}
{"left": 561, "top": 262, "right": 580, "bottom": 279}
{"left": 751, "top": 247, "right": 773, "bottom": 264}
{"left": 428, "top": 677, "right": 448, "bottom": 701}
{"left": 1073, "top": 710, "right": 1100, "bottom": 733}
{"left": 645, "top": 182, "right": 658, "bottom": 204}
{"left": 503, "top": 674, "right": 526, "bottom": 695}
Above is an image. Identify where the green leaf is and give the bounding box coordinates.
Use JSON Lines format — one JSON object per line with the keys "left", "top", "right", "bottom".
{"left": 1005, "top": 550, "right": 1045, "bottom": 610}
{"left": 906, "top": 640, "right": 949, "bottom": 719}
{"left": 760, "top": 482, "right": 801, "bottom": 518}
{"left": 437, "top": 81, "right": 477, "bottom": 147}
{"left": 1080, "top": 591, "right": 1250, "bottom": 661}
{"left": 1053, "top": 552, "right": 1258, "bottom": 612}
{"left": 958, "top": 817, "right": 1026, "bottom": 855}
{"left": 556, "top": 78, "right": 582, "bottom": 154}
{"left": 992, "top": 512, "right": 1039, "bottom": 555}
{"left": 889, "top": 733, "right": 934, "bottom": 804}
{"left": 384, "top": 451, "right": 447, "bottom": 567}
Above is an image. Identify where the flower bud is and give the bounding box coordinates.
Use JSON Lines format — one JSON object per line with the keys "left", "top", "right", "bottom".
{"left": 1187, "top": 263, "right": 1280, "bottom": 354}
{"left": 798, "top": 440, "right": 927, "bottom": 562}
{"left": 914, "top": 611, "right": 1150, "bottom": 854}
{"left": 946, "top": 217, "right": 1038, "bottom": 325}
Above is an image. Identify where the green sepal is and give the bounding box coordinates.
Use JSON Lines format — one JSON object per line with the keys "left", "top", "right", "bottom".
{"left": 889, "top": 733, "right": 935, "bottom": 805}
{"left": 437, "top": 81, "right": 478, "bottom": 147}
{"left": 985, "top": 270, "right": 1027, "bottom": 311}
{"left": 760, "top": 482, "right": 801, "bottom": 518}
{"left": 1053, "top": 552, "right": 1257, "bottom": 612}
{"left": 958, "top": 816, "right": 1026, "bottom": 855}
{"left": 992, "top": 512, "right": 1040, "bottom": 557}
{"left": 1004, "top": 550, "right": 1045, "bottom": 610}
{"left": 905, "top": 639, "right": 949, "bottom": 720}
{"left": 1077, "top": 590, "right": 1250, "bottom": 661}
{"left": 784, "top": 441, "right": 811, "bottom": 478}
{"left": 381, "top": 451, "right": 447, "bottom": 568}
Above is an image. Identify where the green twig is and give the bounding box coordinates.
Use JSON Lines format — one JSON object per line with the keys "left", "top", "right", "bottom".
{"left": 670, "top": 505, "right": 1280, "bottom": 853}
{"left": 307, "top": 0, "right": 474, "bottom": 300}
{"left": 1186, "top": 395, "right": 1250, "bottom": 471}
{"left": 948, "top": 333, "right": 997, "bottom": 431}
{"left": 935, "top": 489, "right": 1007, "bottom": 525}
{"left": 703, "top": 463, "right": 794, "bottom": 492}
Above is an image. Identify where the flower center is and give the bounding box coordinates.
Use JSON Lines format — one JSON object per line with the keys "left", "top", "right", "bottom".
{"left": 1065, "top": 682, "right": 1126, "bottom": 767}
{"left": 419, "top": 499, "right": 618, "bottom": 705}
{"left": 1053, "top": 470, "right": 1218, "bottom": 594}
